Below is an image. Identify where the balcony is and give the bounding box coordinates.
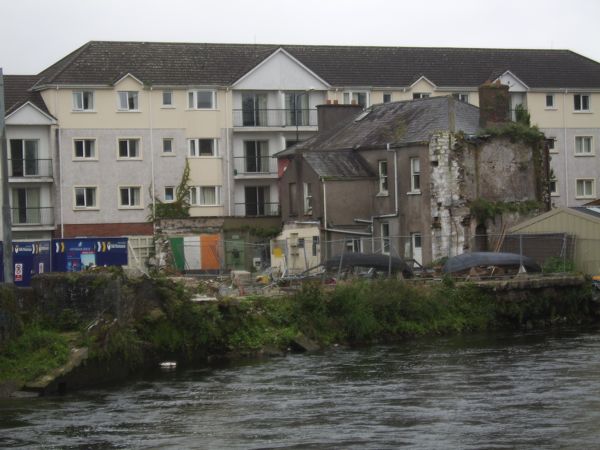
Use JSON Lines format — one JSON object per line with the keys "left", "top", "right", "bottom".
{"left": 11, "top": 207, "right": 54, "bottom": 227}
{"left": 233, "top": 202, "right": 280, "bottom": 217}
{"left": 8, "top": 159, "right": 53, "bottom": 181}
{"left": 233, "top": 109, "right": 317, "bottom": 128}
{"left": 233, "top": 156, "right": 277, "bottom": 178}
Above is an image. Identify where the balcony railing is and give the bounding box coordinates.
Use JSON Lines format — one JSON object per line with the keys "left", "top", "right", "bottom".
{"left": 233, "top": 109, "right": 317, "bottom": 127}
{"left": 233, "top": 202, "right": 280, "bottom": 217}
{"left": 11, "top": 207, "right": 54, "bottom": 226}
{"left": 233, "top": 156, "right": 276, "bottom": 176}
{"left": 8, "top": 159, "right": 53, "bottom": 178}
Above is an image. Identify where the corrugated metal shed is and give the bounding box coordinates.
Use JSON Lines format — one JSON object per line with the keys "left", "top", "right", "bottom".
{"left": 510, "top": 207, "right": 600, "bottom": 274}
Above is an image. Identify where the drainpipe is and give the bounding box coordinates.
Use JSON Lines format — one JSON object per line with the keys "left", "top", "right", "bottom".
{"left": 226, "top": 87, "right": 232, "bottom": 216}
{"left": 56, "top": 85, "right": 64, "bottom": 239}
{"left": 149, "top": 86, "right": 156, "bottom": 232}
{"left": 563, "top": 89, "right": 569, "bottom": 206}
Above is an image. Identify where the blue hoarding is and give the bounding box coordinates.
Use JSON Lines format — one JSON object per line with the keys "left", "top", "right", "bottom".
{"left": 52, "top": 238, "right": 129, "bottom": 272}
{"left": 0, "top": 241, "right": 52, "bottom": 287}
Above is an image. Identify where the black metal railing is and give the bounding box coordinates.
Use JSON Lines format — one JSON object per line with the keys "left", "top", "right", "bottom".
{"left": 233, "top": 202, "right": 280, "bottom": 217}
{"left": 233, "top": 109, "right": 317, "bottom": 127}
{"left": 11, "top": 207, "right": 54, "bottom": 226}
{"left": 8, "top": 159, "right": 53, "bottom": 178}
{"left": 233, "top": 156, "right": 276, "bottom": 175}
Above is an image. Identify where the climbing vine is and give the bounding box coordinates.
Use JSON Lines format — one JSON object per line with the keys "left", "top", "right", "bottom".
{"left": 148, "top": 160, "right": 191, "bottom": 220}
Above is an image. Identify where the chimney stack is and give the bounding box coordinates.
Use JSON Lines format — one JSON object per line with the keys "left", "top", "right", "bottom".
{"left": 478, "top": 81, "right": 510, "bottom": 128}
{"left": 316, "top": 104, "right": 363, "bottom": 132}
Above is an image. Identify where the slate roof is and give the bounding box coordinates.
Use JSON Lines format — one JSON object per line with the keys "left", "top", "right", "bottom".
{"left": 32, "top": 41, "right": 600, "bottom": 89}
{"left": 291, "top": 96, "right": 480, "bottom": 153}
{"left": 571, "top": 206, "right": 600, "bottom": 219}
{"left": 3, "top": 75, "right": 50, "bottom": 116}
{"left": 303, "top": 149, "right": 374, "bottom": 179}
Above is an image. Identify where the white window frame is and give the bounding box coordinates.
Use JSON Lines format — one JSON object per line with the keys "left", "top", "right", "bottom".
{"left": 118, "top": 186, "right": 143, "bottom": 209}
{"left": 189, "top": 186, "right": 222, "bottom": 206}
{"left": 72, "top": 90, "right": 94, "bottom": 112}
{"left": 574, "top": 94, "right": 590, "bottom": 112}
{"left": 546, "top": 137, "right": 557, "bottom": 154}
{"left": 303, "top": 182, "right": 313, "bottom": 215}
{"left": 378, "top": 160, "right": 389, "bottom": 195}
{"left": 545, "top": 94, "right": 556, "bottom": 109}
{"left": 187, "top": 90, "right": 216, "bottom": 110}
{"left": 453, "top": 93, "right": 469, "bottom": 103}
{"left": 342, "top": 91, "right": 369, "bottom": 108}
{"left": 117, "top": 138, "right": 142, "bottom": 160}
{"left": 188, "top": 138, "right": 218, "bottom": 157}
{"left": 413, "top": 93, "right": 431, "bottom": 99}
{"left": 575, "top": 136, "right": 594, "bottom": 156}
{"left": 381, "top": 223, "right": 390, "bottom": 254}
{"left": 162, "top": 90, "right": 174, "bottom": 107}
{"left": 576, "top": 179, "right": 595, "bottom": 199}
{"left": 164, "top": 186, "right": 175, "bottom": 202}
{"left": 162, "top": 138, "right": 174, "bottom": 155}
{"left": 73, "top": 138, "right": 97, "bottom": 160}
{"left": 345, "top": 238, "right": 362, "bottom": 253}
{"left": 117, "top": 91, "right": 139, "bottom": 111}
{"left": 409, "top": 157, "right": 421, "bottom": 193}
{"left": 549, "top": 179, "right": 559, "bottom": 197}
{"left": 73, "top": 186, "right": 98, "bottom": 209}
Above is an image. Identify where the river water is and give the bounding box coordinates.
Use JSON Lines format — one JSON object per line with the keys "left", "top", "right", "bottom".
{"left": 2, "top": 328, "right": 600, "bottom": 449}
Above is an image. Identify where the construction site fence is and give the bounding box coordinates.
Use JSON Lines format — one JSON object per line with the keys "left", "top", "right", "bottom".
{"left": 158, "top": 232, "right": 599, "bottom": 276}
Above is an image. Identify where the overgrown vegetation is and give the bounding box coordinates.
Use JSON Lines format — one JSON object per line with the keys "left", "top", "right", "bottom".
{"left": 148, "top": 160, "right": 191, "bottom": 220}
{"left": 469, "top": 198, "right": 543, "bottom": 223}
{"left": 542, "top": 256, "right": 576, "bottom": 274}
{"left": 480, "top": 121, "right": 545, "bottom": 147}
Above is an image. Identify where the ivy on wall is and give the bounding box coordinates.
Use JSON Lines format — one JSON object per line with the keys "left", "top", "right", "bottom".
{"left": 148, "top": 161, "right": 191, "bottom": 221}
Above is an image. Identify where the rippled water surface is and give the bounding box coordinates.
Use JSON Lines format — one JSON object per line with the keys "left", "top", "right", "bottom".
{"left": 3, "top": 328, "right": 600, "bottom": 449}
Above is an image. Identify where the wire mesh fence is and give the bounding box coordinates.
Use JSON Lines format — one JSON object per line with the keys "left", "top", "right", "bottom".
{"left": 160, "top": 231, "right": 599, "bottom": 277}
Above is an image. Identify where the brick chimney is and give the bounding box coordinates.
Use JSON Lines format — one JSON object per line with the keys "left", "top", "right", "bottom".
{"left": 316, "top": 104, "right": 363, "bottom": 132}
{"left": 478, "top": 81, "right": 510, "bottom": 128}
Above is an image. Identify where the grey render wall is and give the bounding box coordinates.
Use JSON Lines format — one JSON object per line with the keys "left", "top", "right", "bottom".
{"left": 58, "top": 128, "right": 187, "bottom": 225}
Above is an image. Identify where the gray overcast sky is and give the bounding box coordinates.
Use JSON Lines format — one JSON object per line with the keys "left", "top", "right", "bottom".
{"left": 2, "top": 0, "right": 600, "bottom": 74}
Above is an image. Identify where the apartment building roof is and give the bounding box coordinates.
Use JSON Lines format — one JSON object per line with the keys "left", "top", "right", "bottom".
{"left": 290, "top": 96, "right": 480, "bottom": 153}
{"left": 33, "top": 41, "right": 600, "bottom": 90}
{"left": 3, "top": 75, "right": 51, "bottom": 116}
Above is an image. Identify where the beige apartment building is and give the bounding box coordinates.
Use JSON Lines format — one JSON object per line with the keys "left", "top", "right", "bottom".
{"left": 3, "top": 41, "right": 600, "bottom": 241}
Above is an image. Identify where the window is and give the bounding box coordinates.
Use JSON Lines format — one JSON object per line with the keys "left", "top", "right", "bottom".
{"left": 545, "top": 138, "right": 556, "bottom": 153}
{"left": 9, "top": 139, "right": 38, "bottom": 176}
{"left": 545, "top": 94, "right": 555, "bottom": 109}
{"left": 452, "top": 93, "right": 469, "bottom": 103}
{"left": 411, "top": 232, "right": 423, "bottom": 265}
{"left": 410, "top": 157, "right": 421, "bottom": 192}
{"left": 74, "top": 187, "right": 97, "bottom": 208}
{"left": 289, "top": 183, "right": 297, "bottom": 215}
{"left": 378, "top": 160, "right": 389, "bottom": 194}
{"left": 162, "top": 138, "right": 173, "bottom": 154}
{"left": 343, "top": 91, "right": 369, "bottom": 108}
{"left": 381, "top": 223, "right": 390, "bottom": 254}
{"left": 413, "top": 93, "right": 430, "bottom": 99}
{"left": 188, "top": 90, "right": 216, "bottom": 109}
{"left": 118, "top": 139, "right": 141, "bottom": 159}
{"left": 244, "top": 141, "right": 269, "bottom": 172}
{"left": 74, "top": 139, "right": 96, "bottom": 159}
{"left": 118, "top": 91, "right": 139, "bottom": 111}
{"left": 12, "top": 187, "right": 41, "bottom": 224}
{"left": 346, "top": 239, "right": 362, "bottom": 253}
{"left": 73, "top": 91, "right": 94, "bottom": 111}
{"left": 162, "top": 91, "right": 173, "bottom": 107}
{"left": 549, "top": 179, "right": 558, "bottom": 196}
{"left": 190, "top": 186, "right": 221, "bottom": 206}
{"left": 303, "top": 182, "right": 313, "bottom": 214}
{"left": 576, "top": 179, "right": 595, "bottom": 198}
{"left": 188, "top": 138, "right": 217, "bottom": 157}
{"left": 312, "top": 236, "right": 319, "bottom": 257}
{"left": 164, "top": 187, "right": 175, "bottom": 202}
{"left": 119, "top": 186, "right": 142, "bottom": 208}
{"left": 383, "top": 93, "right": 392, "bottom": 103}
{"left": 575, "top": 136, "right": 593, "bottom": 155}
{"left": 574, "top": 94, "right": 590, "bottom": 112}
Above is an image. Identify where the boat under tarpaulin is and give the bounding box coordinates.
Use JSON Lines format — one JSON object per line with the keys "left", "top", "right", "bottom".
{"left": 442, "top": 252, "right": 542, "bottom": 274}
{"left": 324, "top": 253, "right": 413, "bottom": 278}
